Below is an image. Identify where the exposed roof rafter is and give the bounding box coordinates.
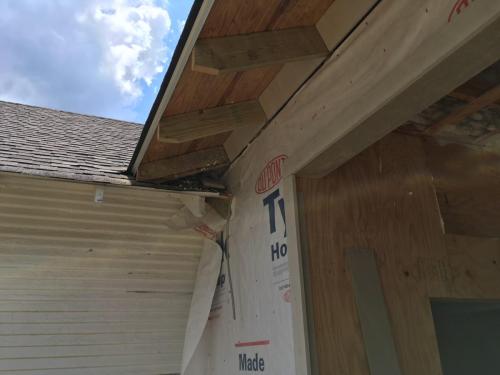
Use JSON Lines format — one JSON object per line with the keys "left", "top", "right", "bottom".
{"left": 158, "top": 100, "right": 266, "bottom": 143}
{"left": 137, "top": 146, "right": 229, "bottom": 182}
{"left": 427, "top": 84, "right": 500, "bottom": 134}
{"left": 191, "top": 26, "right": 329, "bottom": 75}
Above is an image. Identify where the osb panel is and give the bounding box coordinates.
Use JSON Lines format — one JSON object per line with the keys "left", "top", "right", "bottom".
{"left": 142, "top": 0, "right": 335, "bottom": 164}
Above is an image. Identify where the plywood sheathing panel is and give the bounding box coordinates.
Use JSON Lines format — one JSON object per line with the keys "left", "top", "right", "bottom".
{"left": 297, "top": 133, "right": 447, "bottom": 375}
{"left": 297, "top": 132, "right": 500, "bottom": 375}
{"left": 444, "top": 234, "right": 500, "bottom": 299}
{"left": 142, "top": 0, "right": 334, "bottom": 164}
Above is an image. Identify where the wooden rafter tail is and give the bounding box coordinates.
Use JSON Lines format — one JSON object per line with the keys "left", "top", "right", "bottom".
{"left": 158, "top": 100, "right": 266, "bottom": 144}
{"left": 137, "top": 146, "right": 230, "bottom": 182}
{"left": 192, "top": 26, "right": 329, "bottom": 75}
{"left": 427, "top": 84, "right": 500, "bottom": 135}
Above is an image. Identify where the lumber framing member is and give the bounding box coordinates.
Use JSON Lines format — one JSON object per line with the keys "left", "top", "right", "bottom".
{"left": 284, "top": 2, "right": 500, "bottom": 178}
{"left": 426, "top": 84, "right": 500, "bottom": 134}
{"left": 191, "top": 26, "right": 329, "bottom": 75}
{"left": 137, "top": 146, "right": 229, "bottom": 182}
{"left": 158, "top": 100, "right": 266, "bottom": 143}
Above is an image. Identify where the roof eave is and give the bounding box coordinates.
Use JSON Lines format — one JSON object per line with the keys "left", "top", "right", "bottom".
{"left": 127, "top": 0, "right": 215, "bottom": 176}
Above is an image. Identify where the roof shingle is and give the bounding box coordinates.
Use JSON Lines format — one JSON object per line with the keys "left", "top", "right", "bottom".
{"left": 0, "top": 101, "right": 142, "bottom": 184}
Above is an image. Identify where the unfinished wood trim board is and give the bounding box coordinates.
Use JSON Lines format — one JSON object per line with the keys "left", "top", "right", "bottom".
{"left": 158, "top": 100, "right": 266, "bottom": 143}
{"left": 192, "top": 26, "right": 328, "bottom": 75}
{"left": 296, "top": 191, "right": 320, "bottom": 375}
{"left": 137, "top": 146, "right": 229, "bottom": 182}
{"left": 347, "top": 249, "right": 402, "bottom": 375}
{"left": 282, "top": 175, "right": 314, "bottom": 375}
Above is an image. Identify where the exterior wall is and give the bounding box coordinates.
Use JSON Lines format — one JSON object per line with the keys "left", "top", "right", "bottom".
{"left": 185, "top": 2, "right": 500, "bottom": 374}
{"left": 189, "top": 154, "right": 294, "bottom": 375}
{"left": 296, "top": 133, "right": 500, "bottom": 374}
{"left": 0, "top": 172, "right": 204, "bottom": 374}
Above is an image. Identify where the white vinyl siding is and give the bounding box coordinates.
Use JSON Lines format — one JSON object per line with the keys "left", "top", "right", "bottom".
{"left": 0, "top": 172, "right": 204, "bottom": 375}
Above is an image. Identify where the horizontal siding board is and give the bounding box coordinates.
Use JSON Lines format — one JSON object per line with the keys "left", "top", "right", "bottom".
{"left": 0, "top": 266, "right": 197, "bottom": 280}
{"left": 0, "top": 205, "right": 178, "bottom": 229}
{"left": 0, "top": 280, "right": 194, "bottom": 294}
{"left": 0, "top": 171, "right": 185, "bottom": 202}
{"left": 0, "top": 221, "right": 199, "bottom": 243}
{"left": 0, "top": 311, "right": 185, "bottom": 323}
{"left": 0, "top": 172, "right": 205, "bottom": 373}
{"left": 0, "top": 353, "right": 174, "bottom": 370}
{"left": 0, "top": 333, "right": 181, "bottom": 347}
{"left": 0, "top": 290, "right": 188, "bottom": 300}
{"left": 0, "top": 364, "right": 177, "bottom": 375}
{"left": 0, "top": 344, "right": 180, "bottom": 359}
{"left": 0, "top": 198, "right": 181, "bottom": 221}
{"left": 0, "top": 178, "right": 184, "bottom": 208}
{"left": 0, "top": 190, "right": 181, "bottom": 215}
{"left": 0, "top": 245, "right": 200, "bottom": 260}
{"left": 0, "top": 253, "right": 198, "bottom": 270}
{"left": 0, "top": 214, "right": 173, "bottom": 234}
{"left": 0, "top": 235, "right": 202, "bottom": 253}
{"left": 0, "top": 227, "right": 199, "bottom": 246}
{"left": 0, "top": 297, "right": 191, "bottom": 312}
{"left": 0, "top": 322, "right": 186, "bottom": 335}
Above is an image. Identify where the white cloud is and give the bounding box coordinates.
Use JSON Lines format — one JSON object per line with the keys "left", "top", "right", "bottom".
{"left": 0, "top": 0, "right": 173, "bottom": 121}
{"left": 78, "top": 0, "right": 171, "bottom": 99}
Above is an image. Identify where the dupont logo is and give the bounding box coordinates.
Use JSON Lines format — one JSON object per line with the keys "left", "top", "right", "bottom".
{"left": 448, "top": 0, "right": 475, "bottom": 23}
{"left": 282, "top": 289, "right": 291, "bottom": 303}
{"left": 255, "top": 155, "right": 288, "bottom": 194}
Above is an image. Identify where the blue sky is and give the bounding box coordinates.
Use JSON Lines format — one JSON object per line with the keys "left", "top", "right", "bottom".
{"left": 0, "top": 0, "right": 194, "bottom": 124}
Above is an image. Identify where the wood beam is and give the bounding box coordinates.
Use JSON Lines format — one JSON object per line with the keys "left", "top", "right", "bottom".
{"left": 347, "top": 249, "right": 402, "bottom": 375}
{"left": 296, "top": 13, "right": 500, "bottom": 178}
{"left": 448, "top": 90, "right": 477, "bottom": 102}
{"left": 448, "top": 89, "right": 500, "bottom": 106}
{"left": 137, "top": 146, "right": 229, "bottom": 182}
{"left": 427, "top": 84, "right": 500, "bottom": 134}
{"left": 158, "top": 101, "right": 266, "bottom": 143}
{"left": 191, "top": 26, "right": 329, "bottom": 75}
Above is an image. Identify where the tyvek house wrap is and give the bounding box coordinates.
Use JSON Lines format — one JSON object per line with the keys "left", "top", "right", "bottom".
{"left": 183, "top": 151, "right": 293, "bottom": 375}
{"left": 164, "top": 195, "right": 226, "bottom": 375}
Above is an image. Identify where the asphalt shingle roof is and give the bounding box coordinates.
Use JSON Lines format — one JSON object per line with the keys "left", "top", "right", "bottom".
{"left": 0, "top": 101, "right": 142, "bottom": 184}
